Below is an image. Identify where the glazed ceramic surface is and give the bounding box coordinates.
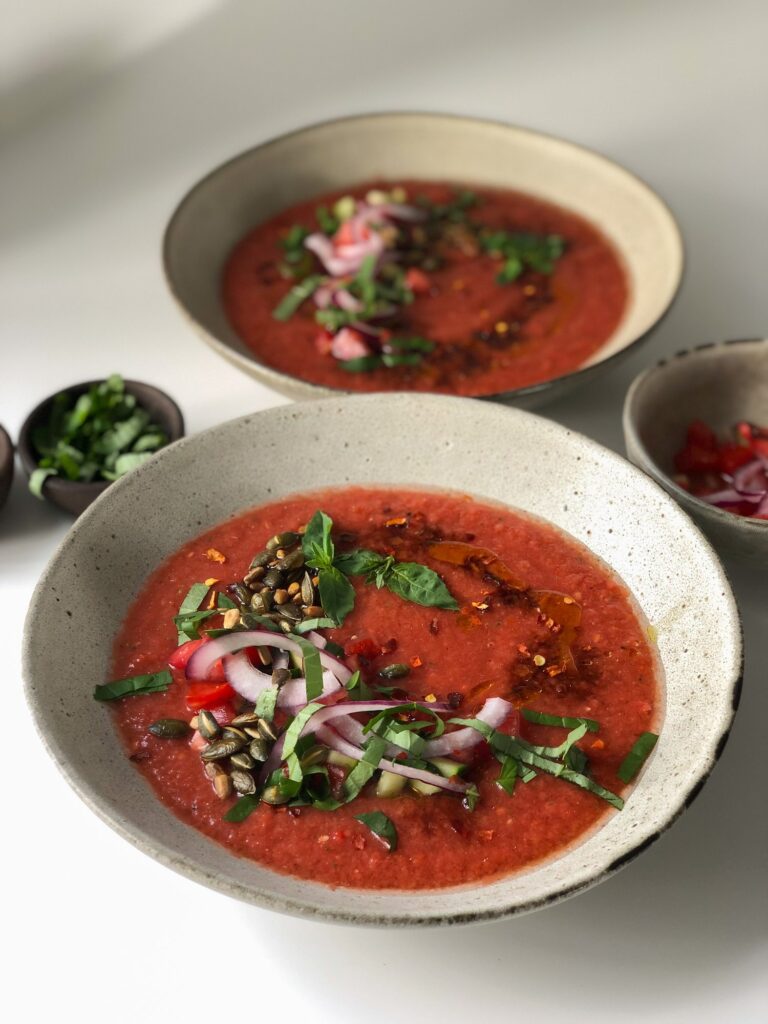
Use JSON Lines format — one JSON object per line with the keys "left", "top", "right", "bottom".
{"left": 624, "top": 338, "right": 768, "bottom": 564}
{"left": 163, "top": 113, "right": 684, "bottom": 407}
{"left": 18, "top": 379, "right": 185, "bottom": 517}
{"left": 24, "top": 395, "right": 740, "bottom": 925}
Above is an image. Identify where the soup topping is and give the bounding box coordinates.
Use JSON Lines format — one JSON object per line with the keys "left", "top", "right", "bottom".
{"left": 674, "top": 419, "right": 768, "bottom": 519}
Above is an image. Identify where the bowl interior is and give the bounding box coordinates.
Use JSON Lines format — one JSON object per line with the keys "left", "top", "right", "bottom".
{"left": 627, "top": 339, "right": 768, "bottom": 478}
{"left": 164, "top": 113, "right": 683, "bottom": 397}
{"left": 24, "top": 395, "right": 739, "bottom": 925}
{"left": 0, "top": 424, "right": 13, "bottom": 510}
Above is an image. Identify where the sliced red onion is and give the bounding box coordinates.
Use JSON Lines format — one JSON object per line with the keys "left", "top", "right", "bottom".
{"left": 305, "top": 630, "right": 327, "bottom": 649}
{"left": 223, "top": 651, "right": 271, "bottom": 702}
{"left": 702, "top": 487, "right": 762, "bottom": 507}
{"left": 731, "top": 457, "right": 768, "bottom": 494}
{"left": 313, "top": 284, "right": 334, "bottom": 308}
{"left": 332, "top": 714, "right": 400, "bottom": 757}
{"left": 331, "top": 327, "right": 371, "bottom": 360}
{"left": 334, "top": 289, "right": 363, "bottom": 312}
{"left": 756, "top": 492, "right": 768, "bottom": 516}
{"left": 374, "top": 202, "right": 427, "bottom": 222}
{"left": 422, "top": 697, "right": 514, "bottom": 756}
{"left": 315, "top": 724, "right": 470, "bottom": 795}
{"left": 305, "top": 230, "right": 384, "bottom": 277}
{"left": 185, "top": 631, "right": 353, "bottom": 686}
{"left": 277, "top": 670, "right": 340, "bottom": 712}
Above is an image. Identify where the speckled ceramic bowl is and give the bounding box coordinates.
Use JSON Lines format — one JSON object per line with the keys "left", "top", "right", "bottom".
{"left": 163, "top": 112, "right": 683, "bottom": 408}
{"left": 624, "top": 338, "right": 768, "bottom": 563}
{"left": 23, "top": 395, "right": 740, "bottom": 926}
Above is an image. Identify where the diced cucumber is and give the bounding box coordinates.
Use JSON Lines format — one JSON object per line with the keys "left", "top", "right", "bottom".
{"left": 327, "top": 750, "right": 357, "bottom": 770}
{"left": 376, "top": 770, "right": 407, "bottom": 798}
{"left": 409, "top": 778, "right": 441, "bottom": 796}
{"left": 427, "top": 757, "right": 466, "bottom": 778}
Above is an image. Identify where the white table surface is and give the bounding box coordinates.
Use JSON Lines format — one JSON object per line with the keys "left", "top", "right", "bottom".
{"left": 2, "top": 2, "right": 766, "bottom": 1020}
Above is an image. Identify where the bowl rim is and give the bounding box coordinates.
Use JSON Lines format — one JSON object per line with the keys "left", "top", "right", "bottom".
{"left": 623, "top": 336, "right": 768, "bottom": 533}
{"left": 17, "top": 377, "right": 186, "bottom": 499}
{"left": 22, "top": 394, "right": 742, "bottom": 926}
{"left": 162, "top": 109, "right": 685, "bottom": 404}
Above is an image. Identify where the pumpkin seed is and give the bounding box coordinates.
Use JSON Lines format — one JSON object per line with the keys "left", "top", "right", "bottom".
{"left": 223, "top": 726, "right": 249, "bottom": 743}
{"left": 230, "top": 769, "right": 256, "bottom": 795}
{"left": 379, "top": 663, "right": 411, "bottom": 680}
{"left": 272, "top": 667, "right": 290, "bottom": 688}
{"left": 222, "top": 608, "right": 241, "bottom": 630}
{"left": 275, "top": 531, "right": 301, "bottom": 548}
{"left": 231, "top": 711, "right": 260, "bottom": 727}
{"left": 277, "top": 548, "right": 305, "bottom": 572}
{"left": 214, "top": 772, "right": 233, "bottom": 800}
{"left": 301, "top": 744, "right": 328, "bottom": 768}
{"left": 249, "top": 549, "right": 272, "bottom": 568}
{"left": 249, "top": 737, "right": 270, "bottom": 762}
{"left": 278, "top": 602, "right": 301, "bottom": 622}
{"left": 197, "top": 710, "right": 221, "bottom": 740}
{"left": 244, "top": 566, "right": 265, "bottom": 587}
{"left": 230, "top": 751, "right": 256, "bottom": 770}
{"left": 148, "top": 718, "right": 190, "bottom": 740}
{"left": 201, "top": 736, "right": 244, "bottom": 760}
{"left": 250, "top": 591, "right": 273, "bottom": 614}
{"left": 266, "top": 536, "right": 281, "bottom": 552}
{"left": 262, "top": 568, "right": 283, "bottom": 590}
{"left": 257, "top": 718, "right": 278, "bottom": 742}
{"left": 227, "top": 582, "right": 251, "bottom": 606}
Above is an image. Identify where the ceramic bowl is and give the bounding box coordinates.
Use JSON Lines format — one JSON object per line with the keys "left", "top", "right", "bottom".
{"left": 623, "top": 338, "right": 768, "bottom": 563}
{"left": 18, "top": 379, "right": 185, "bottom": 517}
{"left": 24, "top": 394, "right": 740, "bottom": 926}
{"left": 0, "top": 424, "right": 13, "bottom": 512}
{"left": 163, "top": 112, "right": 684, "bottom": 408}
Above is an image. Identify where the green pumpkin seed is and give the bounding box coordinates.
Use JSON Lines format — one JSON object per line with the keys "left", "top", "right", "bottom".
{"left": 230, "top": 751, "right": 256, "bottom": 770}
{"left": 249, "top": 737, "right": 270, "bottom": 762}
{"left": 201, "top": 736, "right": 244, "bottom": 760}
{"left": 223, "top": 726, "right": 249, "bottom": 743}
{"left": 257, "top": 718, "right": 278, "bottom": 742}
{"left": 148, "top": 718, "right": 190, "bottom": 740}
{"left": 271, "top": 667, "right": 290, "bottom": 688}
{"left": 262, "top": 568, "right": 284, "bottom": 590}
{"left": 278, "top": 602, "right": 301, "bottom": 623}
{"left": 261, "top": 785, "right": 289, "bottom": 805}
{"left": 231, "top": 711, "right": 260, "bottom": 727}
{"left": 300, "top": 744, "right": 328, "bottom": 768}
{"left": 249, "top": 550, "right": 272, "bottom": 568}
{"left": 197, "top": 710, "right": 221, "bottom": 740}
{"left": 277, "top": 548, "right": 305, "bottom": 572}
{"left": 230, "top": 769, "right": 256, "bottom": 795}
{"left": 250, "top": 591, "right": 273, "bottom": 614}
{"left": 379, "top": 663, "right": 411, "bottom": 680}
{"left": 300, "top": 572, "right": 315, "bottom": 606}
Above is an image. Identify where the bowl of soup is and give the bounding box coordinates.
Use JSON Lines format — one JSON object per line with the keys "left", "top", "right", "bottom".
{"left": 163, "top": 113, "right": 683, "bottom": 406}
{"left": 23, "top": 394, "right": 740, "bottom": 925}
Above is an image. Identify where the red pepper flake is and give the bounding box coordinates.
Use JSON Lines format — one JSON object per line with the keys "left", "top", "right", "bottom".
{"left": 353, "top": 834, "right": 366, "bottom": 851}
{"left": 410, "top": 655, "right": 423, "bottom": 668}
{"left": 590, "top": 738, "right": 605, "bottom": 750}
{"left": 517, "top": 643, "right": 530, "bottom": 657}
{"left": 429, "top": 618, "right": 440, "bottom": 635}
{"left": 471, "top": 601, "right": 489, "bottom": 611}
{"left": 205, "top": 548, "right": 226, "bottom": 564}
{"left": 204, "top": 577, "right": 219, "bottom": 586}
{"left": 478, "top": 829, "right": 495, "bottom": 841}
{"left": 424, "top": 693, "right": 437, "bottom": 703}
{"left": 384, "top": 516, "right": 408, "bottom": 528}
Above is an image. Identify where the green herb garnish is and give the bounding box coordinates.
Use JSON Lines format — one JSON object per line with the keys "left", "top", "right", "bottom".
{"left": 617, "top": 732, "right": 658, "bottom": 783}
{"left": 522, "top": 708, "right": 600, "bottom": 732}
{"left": 336, "top": 547, "right": 458, "bottom": 610}
{"left": 479, "top": 230, "right": 565, "bottom": 283}
{"left": 255, "top": 685, "right": 279, "bottom": 723}
{"left": 93, "top": 670, "right": 172, "bottom": 702}
{"left": 173, "top": 585, "right": 235, "bottom": 644}
{"left": 28, "top": 375, "right": 169, "bottom": 496}
{"left": 273, "top": 274, "right": 325, "bottom": 321}
{"left": 294, "top": 636, "right": 324, "bottom": 701}
{"left": 355, "top": 811, "right": 398, "bottom": 851}
{"left": 223, "top": 794, "right": 260, "bottom": 823}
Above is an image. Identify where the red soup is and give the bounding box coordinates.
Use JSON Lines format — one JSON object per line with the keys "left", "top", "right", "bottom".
{"left": 106, "top": 488, "right": 659, "bottom": 890}
{"left": 222, "top": 181, "right": 628, "bottom": 396}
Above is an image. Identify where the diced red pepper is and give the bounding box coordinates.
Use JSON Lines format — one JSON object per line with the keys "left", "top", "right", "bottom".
{"left": 717, "top": 443, "right": 754, "bottom": 475}
{"left": 344, "top": 637, "right": 383, "bottom": 660}
{"left": 169, "top": 637, "right": 226, "bottom": 682}
{"left": 314, "top": 329, "right": 334, "bottom": 356}
{"left": 405, "top": 267, "right": 430, "bottom": 294}
{"left": 186, "top": 681, "right": 236, "bottom": 711}
{"left": 334, "top": 220, "right": 369, "bottom": 246}
{"left": 686, "top": 419, "right": 718, "bottom": 448}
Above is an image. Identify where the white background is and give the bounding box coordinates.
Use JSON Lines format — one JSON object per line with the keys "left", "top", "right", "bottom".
{"left": 2, "top": 2, "right": 766, "bottom": 1020}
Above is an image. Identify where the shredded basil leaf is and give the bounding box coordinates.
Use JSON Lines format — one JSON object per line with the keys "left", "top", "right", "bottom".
{"left": 355, "top": 811, "right": 398, "bottom": 851}
{"left": 255, "top": 685, "right": 279, "bottom": 722}
{"left": 293, "top": 617, "right": 338, "bottom": 634}
{"left": 29, "top": 467, "right": 57, "bottom": 498}
{"left": 618, "top": 732, "right": 658, "bottom": 783}
{"left": 223, "top": 794, "right": 260, "bottom": 822}
{"left": 497, "top": 756, "right": 518, "bottom": 795}
{"left": 343, "top": 735, "right": 387, "bottom": 801}
{"left": 293, "top": 637, "right": 324, "bottom": 701}
{"left": 272, "top": 274, "right": 325, "bottom": 321}
{"left": 174, "top": 582, "right": 211, "bottom": 643}
{"left": 317, "top": 566, "right": 355, "bottom": 626}
{"left": 94, "top": 670, "right": 172, "bottom": 702}
{"left": 522, "top": 708, "right": 600, "bottom": 732}
{"left": 281, "top": 702, "right": 324, "bottom": 761}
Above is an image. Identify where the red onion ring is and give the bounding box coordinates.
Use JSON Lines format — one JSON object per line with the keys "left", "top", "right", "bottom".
{"left": 185, "top": 630, "right": 353, "bottom": 685}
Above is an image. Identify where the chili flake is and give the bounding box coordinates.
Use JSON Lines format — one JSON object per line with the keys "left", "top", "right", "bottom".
{"left": 205, "top": 548, "right": 227, "bottom": 563}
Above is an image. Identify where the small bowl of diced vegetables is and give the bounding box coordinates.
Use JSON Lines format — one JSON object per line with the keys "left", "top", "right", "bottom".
{"left": 623, "top": 337, "right": 768, "bottom": 563}
{"left": 18, "top": 375, "right": 184, "bottom": 516}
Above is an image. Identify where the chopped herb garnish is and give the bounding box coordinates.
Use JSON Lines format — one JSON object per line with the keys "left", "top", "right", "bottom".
{"left": 355, "top": 811, "right": 398, "bottom": 851}
{"left": 496, "top": 755, "right": 518, "bottom": 795}
{"left": 255, "top": 685, "right": 279, "bottom": 722}
{"left": 343, "top": 735, "right": 388, "bottom": 802}
{"left": 294, "top": 636, "right": 324, "bottom": 701}
{"left": 94, "top": 670, "right": 172, "bottom": 702}
{"left": 223, "top": 794, "right": 260, "bottom": 823}
{"left": 28, "top": 374, "right": 169, "bottom": 496}
{"left": 293, "top": 617, "right": 338, "bottom": 634}
{"left": 272, "top": 274, "right": 325, "bottom": 321}
{"left": 522, "top": 708, "right": 600, "bottom": 732}
{"left": 336, "top": 545, "right": 458, "bottom": 610}
{"left": 617, "top": 732, "right": 658, "bottom": 783}
{"left": 479, "top": 230, "right": 565, "bottom": 283}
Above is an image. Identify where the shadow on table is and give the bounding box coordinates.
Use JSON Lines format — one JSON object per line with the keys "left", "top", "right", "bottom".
{"left": 0, "top": 469, "right": 70, "bottom": 574}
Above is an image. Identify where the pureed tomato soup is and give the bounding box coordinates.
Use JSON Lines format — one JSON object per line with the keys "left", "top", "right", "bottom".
{"left": 107, "top": 488, "right": 659, "bottom": 890}
{"left": 222, "top": 181, "right": 628, "bottom": 396}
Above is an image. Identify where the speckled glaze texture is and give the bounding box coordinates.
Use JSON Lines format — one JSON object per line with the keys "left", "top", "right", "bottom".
{"left": 624, "top": 338, "right": 768, "bottom": 564}
{"left": 163, "top": 112, "right": 683, "bottom": 408}
{"left": 24, "top": 395, "right": 741, "bottom": 926}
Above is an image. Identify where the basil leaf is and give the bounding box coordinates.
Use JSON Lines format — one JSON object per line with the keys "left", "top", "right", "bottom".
{"left": 325, "top": 639, "right": 345, "bottom": 657}
{"left": 272, "top": 274, "right": 325, "bottom": 321}
{"left": 112, "top": 451, "right": 153, "bottom": 477}
{"left": 29, "top": 467, "right": 58, "bottom": 498}
{"left": 315, "top": 205, "right": 339, "bottom": 236}
{"left": 522, "top": 708, "right": 600, "bottom": 733}
{"left": 334, "top": 549, "right": 385, "bottom": 576}
{"left": 255, "top": 685, "right": 279, "bottom": 722}
{"left": 464, "top": 784, "right": 480, "bottom": 811}
{"left": 94, "top": 669, "right": 172, "bottom": 701}
{"left": 223, "top": 794, "right": 260, "bottom": 823}
{"left": 497, "top": 756, "right": 518, "bottom": 795}
{"left": 355, "top": 811, "right": 398, "bottom": 852}
{"left": 617, "top": 732, "right": 658, "bottom": 783}
{"left": 293, "top": 616, "right": 338, "bottom": 634}
{"left": 318, "top": 566, "right": 356, "bottom": 626}
{"left": 338, "top": 356, "right": 383, "bottom": 373}
{"left": 302, "top": 510, "right": 335, "bottom": 569}
{"left": 378, "top": 720, "right": 426, "bottom": 757}
{"left": 387, "top": 336, "right": 435, "bottom": 353}
{"left": 281, "top": 702, "right": 324, "bottom": 760}
{"left": 385, "top": 561, "right": 458, "bottom": 610}
{"left": 175, "top": 582, "right": 211, "bottom": 643}
{"left": 350, "top": 253, "right": 378, "bottom": 305}
{"left": 565, "top": 745, "right": 589, "bottom": 775}
{"left": 381, "top": 352, "right": 423, "bottom": 368}
{"left": 173, "top": 608, "right": 218, "bottom": 640}
{"left": 94, "top": 410, "right": 150, "bottom": 455}
{"left": 294, "top": 636, "right": 324, "bottom": 701}
{"left": 343, "top": 735, "right": 387, "bottom": 801}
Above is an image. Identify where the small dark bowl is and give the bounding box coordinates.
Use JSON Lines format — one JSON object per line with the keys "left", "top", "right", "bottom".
{"left": 0, "top": 424, "right": 13, "bottom": 511}
{"left": 18, "top": 380, "right": 184, "bottom": 516}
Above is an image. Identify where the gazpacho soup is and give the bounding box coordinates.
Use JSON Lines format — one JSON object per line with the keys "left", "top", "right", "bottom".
{"left": 101, "top": 488, "right": 660, "bottom": 890}
{"left": 222, "top": 181, "right": 628, "bottom": 396}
